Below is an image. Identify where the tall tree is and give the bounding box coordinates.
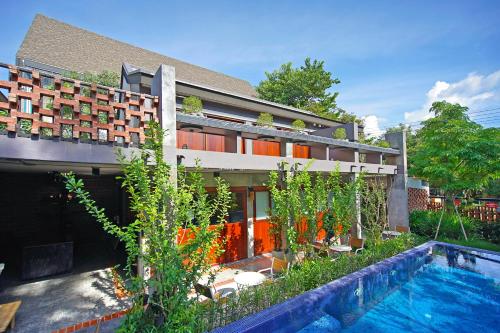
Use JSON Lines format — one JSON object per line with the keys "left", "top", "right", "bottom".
{"left": 411, "top": 101, "right": 499, "bottom": 196}
{"left": 257, "top": 58, "right": 359, "bottom": 122}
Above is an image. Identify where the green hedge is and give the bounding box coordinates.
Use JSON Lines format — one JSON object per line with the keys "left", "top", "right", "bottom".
{"left": 409, "top": 210, "right": 477, "bottom": 240}
{"left": 194, "top": 234, "right": 423, "bottom": 332}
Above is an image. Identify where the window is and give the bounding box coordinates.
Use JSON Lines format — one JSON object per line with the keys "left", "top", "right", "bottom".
{"left": 80, "top": 120, "right": 92, "bottom": 128}
{"left": 130, "top": 94, "right": 140, "bottom": 101}
{"left": 115, "top": 125, "right": 125, "bottom": 132}
{"left": 41, "top": 115, "right": 53, "bottom": 123}
{"left": 97, "top": 87, "right": 108, "bottom": 95}
{"left": 41, "top": 76, "right": 54, "bottom": 90}
{"left": 97, "top": 99, "right": 108, "bottom": 106}
{"left": 61, "top": 105, "right": 73, "bottom": 119}
{"left": 227, "top": 192, "right": 245, "bottom": 223}
{"left": 114, "top": 92, "right": 124, "bottom": 103}
{"left": 80, "top": 132, "right": 91, "bottom": 141}
{"left": 255, "top": 191, "right": 270, "bottom": 220}
{"left": 19, "top": 71, "right": 32, "bottom": 79}
{"left": 114, "top": 108, "right": 125, "bottom": 120}
{"left": 129, "top": 105, "right": 139, "bottom": 111}
{"left": 19, "top": 84, "right": 32, "bottom": 92}
{"left": 61, "top": 124, "right": 73, "bottom": 139}
{"left": 130, "top": 132, "right": 139, "bottom": 145}
{"left": 19, "top": 98, "right": 32, "bottom": 114}
{"left": 98, "top": 129, "right": 108, "bottom": 142}
{"left": 130, "top": 116, "right": 140, "bottom": 128}
{"left": 144, "top": 97, "right": 153, "bottom": 109}
{"left": 144, "top": 113, "right": 153, "bottom": 122}
{"left": 115, "top": 136, "right": 124, "bottom": 144}
{"left": 62, "top": 80, "right": 74, "bottom": 89}
{"left": 61, "top": 93, "right": 74, "bottom": 100}
{"left": 41, "top": 96, "right": 54, "bottom": 110}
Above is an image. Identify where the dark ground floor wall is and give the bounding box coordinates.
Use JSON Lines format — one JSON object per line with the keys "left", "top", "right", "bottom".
{"left": 0, "top": 172, "right": 128, "bottom": 281}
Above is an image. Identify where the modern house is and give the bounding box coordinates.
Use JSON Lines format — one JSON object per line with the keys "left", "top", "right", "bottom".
{"left": 0, "top": 15, "right": 408, "bottom": 279}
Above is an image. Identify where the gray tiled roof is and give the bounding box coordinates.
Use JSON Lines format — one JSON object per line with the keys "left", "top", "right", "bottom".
{"left": 16, "top": 14, "right": 257, "bottom": 97}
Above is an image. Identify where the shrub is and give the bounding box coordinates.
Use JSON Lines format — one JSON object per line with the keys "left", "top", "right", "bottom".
{"left": 474, "top": 221, "right": 500, "bottom": 244}
{"left": 182, "top": 96, "right": 203, "bottom": 114}
{"left": 256, "top": 112, "right": 273, "bottom": 127}
{"left": 0, "top": 109, "right": 9, "bottom": 117}
{"left": 0, "top": 122, "right": 6, "bottom": 131}
{"left": 376, "top": 140, "right": 391, "bottom": 148}
{"left": 409, "top": 210, "right": 477, "bottom": 240}
{"left": 18, "top": 119, "right": 32, "bottom": 134}
{"left": 291, "top": 119, "right": 306, "bottom": 131}
{"left": 333, "top": 127, "right": 347, "bottom": 140}
{"left": 196, "top": 234, "right": 422, "bottom": 331}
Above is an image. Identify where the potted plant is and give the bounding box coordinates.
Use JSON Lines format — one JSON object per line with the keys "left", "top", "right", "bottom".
{"left": 256, "top": 112, "right": 274, "bottom": 128}
{"left": 291, "top": 119, "right": 306, "bottom": 133}
{"left": 181, "top": 96, "right": 204, "bottom": 116}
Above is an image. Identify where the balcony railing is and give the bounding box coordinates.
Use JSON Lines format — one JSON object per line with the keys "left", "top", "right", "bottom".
{"left": 0, "top": 63, "right": 159, "bottom": 146}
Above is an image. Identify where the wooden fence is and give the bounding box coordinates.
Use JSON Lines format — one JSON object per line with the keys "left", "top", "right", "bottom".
{"left": 427, "top": 202, "right": 498, "bottom": 222}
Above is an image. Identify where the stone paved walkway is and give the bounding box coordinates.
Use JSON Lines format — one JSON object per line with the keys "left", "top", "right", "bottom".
{"left": 0, "top": 268, "right": 130, "bottom": 333}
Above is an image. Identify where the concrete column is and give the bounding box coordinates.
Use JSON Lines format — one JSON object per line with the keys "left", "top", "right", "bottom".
{"left": 247, "top": 187, "right": 255, "bottom": 258}
{"left": 284, "top": 141, "right": 294, "bottom": 158}
{"left": 385, "top": 131, "right": 409, "bottom": 229}
{"left": 236, "top": 132, "right": 243, "bottom": 154}
{"left": 245, "top": 139, "right": 253, "bottom": 155}
{"left": 351, "top": 173, "right": 362, "bottom": 239}
{"left": 151, "top": 64, "right": 177, "bottom": 166}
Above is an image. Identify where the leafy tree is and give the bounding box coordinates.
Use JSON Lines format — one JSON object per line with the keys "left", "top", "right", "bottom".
{"left": 411, "top": 101, "right": 499, "bottom": 195}
{"left": 257, "top": 58, "right": 359, "bottom": 123}
{"left": 182, "top": 96, "right": 203, "bottom": 115}
{"left": 63, "top": 121, "right": 232, "bottom": 331}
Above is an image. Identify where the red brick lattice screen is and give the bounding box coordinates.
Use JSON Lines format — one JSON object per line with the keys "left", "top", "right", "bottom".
{"left": 0, "top": 63, "right": 159, "bottom": 145}
{"left": 408, "top": 188, "right": 429, "bottom": 212}
{"left": 427, "top": 202, "right": 498, "bottom": 223}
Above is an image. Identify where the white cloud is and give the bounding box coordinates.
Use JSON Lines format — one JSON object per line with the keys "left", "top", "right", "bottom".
{"left": 362, "top": 115, "right": 382, "bottom": 138}
{"left": 404, "top": 70, "right": 500, "bottom": 123}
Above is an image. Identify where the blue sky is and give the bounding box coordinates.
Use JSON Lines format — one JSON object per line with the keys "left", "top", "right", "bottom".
{"left": 2, "top": 0, "right": 499, "bottom": 134}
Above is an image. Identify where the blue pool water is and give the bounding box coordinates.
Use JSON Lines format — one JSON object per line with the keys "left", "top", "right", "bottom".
{"left": 299, "top": 246, "right": 500, "bottom": 333}
{"left": 215, "top": 243, "right": 500, "bottom": 333}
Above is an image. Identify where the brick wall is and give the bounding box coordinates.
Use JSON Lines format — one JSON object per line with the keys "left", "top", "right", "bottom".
{"left": 408, "top": 187, "right": 428, "bottom": 212}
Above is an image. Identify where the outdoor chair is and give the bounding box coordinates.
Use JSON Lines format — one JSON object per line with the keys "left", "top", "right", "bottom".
{"left": 349, "top": 237, "right": 365, "bottom": 255}
{"left": 194, "top": 282, "right": 235, "bottom": 302}
{"left": 395, "top": 225, "right": 410, "bottom": 233}
{"left": 258, "top": 257, "right": 290, "bottom": 280}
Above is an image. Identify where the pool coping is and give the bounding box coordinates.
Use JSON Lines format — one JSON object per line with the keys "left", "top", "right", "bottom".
{"left": 212, "top": 241, "right": 499, "bottom": 332}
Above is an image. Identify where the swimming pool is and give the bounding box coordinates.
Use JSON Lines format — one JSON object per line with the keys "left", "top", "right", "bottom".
{"left": 214, "top": 241, "right": 500, "bottom": 333}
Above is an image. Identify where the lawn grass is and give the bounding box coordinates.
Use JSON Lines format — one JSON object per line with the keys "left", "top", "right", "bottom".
{"left": 438, "top": 238, "right": 500, "bottom": 252}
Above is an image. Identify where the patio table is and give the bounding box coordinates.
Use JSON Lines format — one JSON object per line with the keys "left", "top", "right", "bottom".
{"left": 234, "top": 272, "right": 266, "bottom": 289}
{"left": 329, "top": 245, "right": 352, "bottom": 254}
{"left": 382, "top": 230, "right": 401, "bottom": 239}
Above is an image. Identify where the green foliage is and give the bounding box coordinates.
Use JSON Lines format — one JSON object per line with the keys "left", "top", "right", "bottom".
{"left": 65, "top": 70, "right": 120, "bottom": 88}
{"left": 97, "top": 99, "right": 108, "bottom": 106}
{"left": 63, "top": 121, "right": 232, "bottom": 332}
{"left": 439, "top": 238, "right": 500, "bottom": 252}
{"left": 181, "top": 96, "right": 203, "bottom": 115}
{"left": 61, "top": 93, "right": 74, "bottom": 100}
{"left": 80, "top": 132, "right": 91, "bottom": 141}
{"left": 333, "top": 127, "right": 347, "bottom": 140}
{"left": 40, "top": 127, "right": 53, "bottom": 137}
{"left": 61, "top": 124, "right": 73, "bottom": 139}
{"left": 61, "top": 105, "right": 73, "bottom": 119}
{"left": 0, "top": 122, "right": 6, "bottom": 131}
{"left": 411, "top": 101, "right": 500, "bottom": 196}
{"left": 409, "top": 210, "right": 477, "bottom": 240}
{"left": 98, "top": 111, "right": 108, "bottom": 124}
{"left": 62, "top": 80, "right": 74, "bottom": 89}
{"left": 0, "top": 109, "right": 9, "bottom": 117}
{"left": 196, "top": 234, "right": 422, "bottom": 332}
{"left": 376, "top": 140, "right": 391, "bottom": 148}
{"left": 474, "top": 222, "right": 500, "bottom": 244}
{"left": 361, "top": 177, "right": 390, "bottom": 246}
{"left": 80, "top": 121, "right": 92, "bottom": 128}
{"left": 80, "top": 86, "right": 91, "bottom": 98}
{"left": 256, "top": 112, "right": 273, "bottom": 127}
{"left": 291, "top": 119, "right": 306, "bottom": 131}
{"left": 80, "top": 103, "right": 91, "bottom": 115}
{"left": 256, "top": 58, "right": 360, "bottom": 123}
{"left": 322, "top": 169, "right": 363, "bottom": 244}
{"left": 18, "top": 119, "right": 32, "bottom": 134}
